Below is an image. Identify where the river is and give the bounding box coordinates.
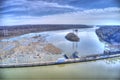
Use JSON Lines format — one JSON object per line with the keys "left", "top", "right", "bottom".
{"left": 0, "top": 58, "right": 120, "bottom": 80}
{"left": 45, "top": 27, "right": 104, "bottom": 57}
{"left": 0, "top": 27, "right": 120, "bottom": 80}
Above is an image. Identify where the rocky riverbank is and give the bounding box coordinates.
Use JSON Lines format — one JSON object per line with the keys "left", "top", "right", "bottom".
{"left": 96, "top": 26, "right": 120, "bottom": 45}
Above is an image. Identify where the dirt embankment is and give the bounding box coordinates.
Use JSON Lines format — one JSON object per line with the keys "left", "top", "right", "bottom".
{"left": 44, "top": 44, "right": 62, "bottom": 54}
{"left": 0, "top": 34, "right": 62, "bottom": 64}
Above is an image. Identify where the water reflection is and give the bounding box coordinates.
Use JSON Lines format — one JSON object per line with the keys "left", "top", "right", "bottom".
{"left": 46, "top": 28, "right": 105, "bottom": 57}
{"left": 68, "top": 40, "right": 80, "bottom": 58}
{"left": 65, "top": 29, "right": 80, "bottom": 58}
{"left": 0, "top": 71, "right": 4, "bottom": 80}
{"left": 104, "top": 57, "right": 120, "bottom": 64}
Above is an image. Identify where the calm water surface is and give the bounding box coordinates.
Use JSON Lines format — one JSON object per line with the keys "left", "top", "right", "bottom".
{"left": 0, "top": 28, "right": 120, "bottom": 80}
{"left": 0, "top": 59, "right": 120, "bottom": 80}
{"left": 46, "top": 28, "right": 104, "bottom": 57}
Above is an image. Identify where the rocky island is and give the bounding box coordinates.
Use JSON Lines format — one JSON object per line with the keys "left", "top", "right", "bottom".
{"left": 65, "top": 33, "right": 79, "bottom": 42}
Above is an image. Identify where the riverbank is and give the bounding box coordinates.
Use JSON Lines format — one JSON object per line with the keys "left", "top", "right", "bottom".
{"left": 0, "top": 33, "right": 62, "bottom": 65}
{"left": 0, "top": 51, "right": 120, "bottom": 68}
{"left": 0, "top": 24, "right": 92, "bottom": 39}
{"left": 96, "top": 26, "right": 120, "bottom": 44}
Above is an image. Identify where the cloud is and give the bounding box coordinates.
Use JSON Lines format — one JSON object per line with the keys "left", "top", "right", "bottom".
{"left": 82, "top": 7, "right": 120, "bottom": 14}
{"left": 1, "top": 7, "right": 120, "bottom": 26}
{"left": 0, "top": 0, "right": 80, "bottom": 15}
{"left": 39, "top": 1, "right": 79, "bottom": 10}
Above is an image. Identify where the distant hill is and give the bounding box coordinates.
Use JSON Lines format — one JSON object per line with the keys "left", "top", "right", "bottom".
{"left": 0, "top": 24, "right": 92, "bottom": 38}
{"left": 96, "top": 26, "right": 120, "bottom": 45}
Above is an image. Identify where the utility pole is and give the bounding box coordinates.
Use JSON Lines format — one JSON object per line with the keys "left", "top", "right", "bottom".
{"left": 3, "top": 27, "right": 8, "bottom": 37}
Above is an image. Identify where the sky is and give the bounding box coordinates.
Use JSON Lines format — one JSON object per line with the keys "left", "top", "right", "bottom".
{"left": 0, "top": 0, "right": 120, "bottom": 26}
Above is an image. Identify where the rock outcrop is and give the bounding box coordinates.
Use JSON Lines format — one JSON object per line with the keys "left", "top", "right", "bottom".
{"left": 65, "top": 33, "right": 79, "bottom": 42}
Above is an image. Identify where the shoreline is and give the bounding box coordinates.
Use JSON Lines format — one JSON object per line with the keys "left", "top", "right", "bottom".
{"left": 0, "top": 52, "right": 120, "bottom": 68}
{"left": 96, "top": 26, "right": 120, "bottom": 45}
{"left": 0, "top": 24, "right": 92, "bottom": 39}
{"left": 0, "top": 34, "right": 63, "bottom": 64}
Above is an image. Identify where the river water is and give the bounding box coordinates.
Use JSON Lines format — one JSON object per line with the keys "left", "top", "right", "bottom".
{"left": 0, "top": 59, "right": 120, "bottom": 80}
{"left": 46, "top": 27, "right": 105, "bottom": 57}
{"left": 0, "top": 27, "right": 120, "bottom": 80}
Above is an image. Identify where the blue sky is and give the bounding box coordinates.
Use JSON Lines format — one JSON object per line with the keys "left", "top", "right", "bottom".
{"left": 0, "top": 0, "right": 120, "bottom": 25}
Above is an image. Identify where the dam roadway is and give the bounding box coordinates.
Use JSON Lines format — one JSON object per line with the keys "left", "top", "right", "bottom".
{"left": 0, "top": 51, "right": 120, "bottom": 68}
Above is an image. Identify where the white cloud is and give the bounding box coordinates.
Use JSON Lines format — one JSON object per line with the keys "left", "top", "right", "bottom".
{"left": 1, "top": 0, "right": 79, "bottom": 12}
{"left": 1, "top": 7, "right": 120, "bottom": 26}
{"left": 40, "top": 1, "right": 79, "bottom": 10}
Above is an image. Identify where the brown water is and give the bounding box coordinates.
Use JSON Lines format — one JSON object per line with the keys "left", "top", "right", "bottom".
{"left": 0, "top": 58, "right": 120, "bottom": 80}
